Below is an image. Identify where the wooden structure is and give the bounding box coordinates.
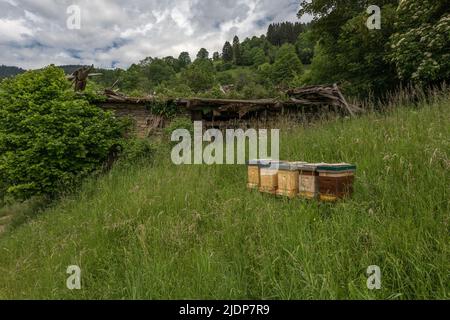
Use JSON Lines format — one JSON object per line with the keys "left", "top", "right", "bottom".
{"left": 286, "top": 84, "right": 362, "bottom": 117}
{"left": 67, "top": 65, "right": 102, "bottom": 92}
{"left": 94, "top": 84, "right": 361, "bottom": 137}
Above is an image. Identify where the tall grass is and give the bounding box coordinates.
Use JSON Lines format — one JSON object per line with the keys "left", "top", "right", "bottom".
{"left": 0, "top": 89, "right": 448, "bottom": 299}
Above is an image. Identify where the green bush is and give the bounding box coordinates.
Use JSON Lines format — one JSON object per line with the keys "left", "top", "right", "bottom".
{"left": 118, "top": 138, "right": 155, "bottom": 166}
{"left": 0, "top": 66, "right": 127, "bottom": 200}
{"left": 388, "top": 0, "right": 450, "bottom": 84}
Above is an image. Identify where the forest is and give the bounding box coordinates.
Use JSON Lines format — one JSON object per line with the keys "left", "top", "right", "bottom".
{"left": 87, "top": 0, "right": 449, "bottom": 100}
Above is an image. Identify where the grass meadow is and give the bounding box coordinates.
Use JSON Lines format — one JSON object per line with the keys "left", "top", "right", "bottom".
{"left": 0, "top": 89, "right": 449, "bottom": 299}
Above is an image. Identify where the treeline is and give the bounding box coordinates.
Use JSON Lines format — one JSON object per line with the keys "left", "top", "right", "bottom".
{"left": 93, "top": 21, "right": 313, "bottom": 99}
{"left": 91, "top": 0, "right": 449, "bottom": 100}
{"left": 0, "top": 65, "right": 25, "bottom": 79}
{"left": 267, "top": 22, "right": 307, "bottom": 46}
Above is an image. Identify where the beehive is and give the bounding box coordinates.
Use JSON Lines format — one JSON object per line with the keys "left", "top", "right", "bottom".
{"left": 297, "top": 163, "right": 323, "bottom": 199}
{"left": 247, "top": 160, "right": 261, "bottom": 189}
{"left": 259, "top": 161, "right": 281, "bottom": 194}
{"left": 276, "top": 162, "right": 301, "bottom": 198}
{"left": 317, "top": 164, "right": 356, "bottom": 201}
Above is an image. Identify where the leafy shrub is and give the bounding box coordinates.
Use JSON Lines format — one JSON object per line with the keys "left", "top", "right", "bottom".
{"left": 388, "top": 0, "right": 450, "bottom": 84}
{"left": 0, "top": 66, "right": 127, "bottom": 200}
{"left": 117, "top": 138, "right": 155, "bottom": 166}
{"left": 147, "top": 100, "right": 178, "bottom": 118}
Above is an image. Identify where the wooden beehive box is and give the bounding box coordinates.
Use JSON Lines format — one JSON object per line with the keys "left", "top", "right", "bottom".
{"left": 317, "top": 164, "right": 356, "bottom": 201}
{"left": 246, "top": 159, "right": 270, "bottom": 189}
{"left": 297, "top": 163, "right": 323, "bottom": 199}
{"left": 276, "top": 162, "right": 305, "bottom": 198}
{"left": 259, "top": 161, "right": 281, "bottom": 194}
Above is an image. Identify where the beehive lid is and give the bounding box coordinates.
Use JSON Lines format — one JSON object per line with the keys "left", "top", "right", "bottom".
{"left": 316, "top": 163, "right": 357, "bottom": 172}
{"left": 294, "top": 162, "right": 327, "bottom": 172}
{"left": 277, "top": 161, "right": 302, "bottom": 171}
{"left": 259, "top": 160, "right": 284, "bottom": 169}
{"left": 247, "top": 159, "right": 272, "bottom": 166}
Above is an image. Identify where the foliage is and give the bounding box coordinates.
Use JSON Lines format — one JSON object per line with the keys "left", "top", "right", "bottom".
{"left": 297, "top": 1, "right": 401, "bottom": 97}
{"left": 267, "top": 21, "right": 307, "bottom": 46}
{"left": 164, "top": 116, "right": 194, "bottom": 146}
{"left": 1, "top": 91, "right": 449, "bottom": 299}
{"left": 141, "top": 58, "right": 176, "bottom": 88}
{"left": 232, "top": 36, "right": 242, "bottom": 65}
{"left": 295, "top": 30, "right": 315, "bottom": 65}
{"left": 117, "top": 138, "right": 155, "bottom": 166}
{"left": 0, "top": 66, "right": 127, "bottom": 200}
{"left": 178, "top": 52, "right": 192, "bottom": 69}
{"left": 270, "top": 44, "right": 303, "bottom": 84}
{"left": 196, "top": 48, "right": 210, "bottom": 60}
{"left": 182, "top": 59, "right": 216, "bottom": 92}
{"left": 222, "top": 41, "right": 233, "bottom": 63}
{"left": 147, "top": 100, "right": 178, "bottom": 118}
{"left": 335, "top": 5, "right": 399, "bottom": 97}
{"left": 0, "top": 65, "right": 26, "bottom": 79}
{"left": 300, "top": 41, "right": 339, "bottom": 86}
{"left": 388, "top": 0, "right": 450, "bottom": 84}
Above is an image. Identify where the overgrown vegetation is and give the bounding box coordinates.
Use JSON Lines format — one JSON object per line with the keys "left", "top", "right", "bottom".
{"left": 0, "top": 87, "right": 448, "bottom": 299}
{"left": 0, "top": 0, "right": 448, "bottom": 300}
{"left": 0, "top": 66, "right": 128, "bottom": 200}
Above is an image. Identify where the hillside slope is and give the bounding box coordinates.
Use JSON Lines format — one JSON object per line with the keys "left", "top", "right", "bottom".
{"left": 0, "top": 94, "right": 449, "bottom": 299}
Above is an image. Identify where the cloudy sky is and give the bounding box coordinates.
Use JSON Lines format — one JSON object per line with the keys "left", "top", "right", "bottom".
{"left": 0, "top": 0, "right": 311, "bottom": 70}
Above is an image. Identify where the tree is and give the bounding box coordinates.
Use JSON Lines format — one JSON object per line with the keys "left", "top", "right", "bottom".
{"left": 295, "top": 30, "right": 315, "bottom": 65}
{"left": 267, "top": 22, "right": 307, "bottom": 46}
{"left": 297, "top": 0, "right": 400, "bottom": 96}
{"left": 232, "top": 36, "right": 242, "bottom": 65}
{"left": 222, "top": 41, "right": 233, "bottom": 62}
{"left": 182, "top": 59, "right": 215, "bottom": 92}
{"left": 163, "top": 56, "right": 181, "bottom": 73}
{"left": 178, "top": 52, "right": 192, "bottom": 69}
{"left": 388, "top": 0, "right": 450, "bottom": 84}
{"left": 143, "top": 58, "right": 176, "bottom": 88}
{"left": 252, "top": 48, "right": 267, "bottom": 66}
{"left": 212, "top": 52, "right": 220, "bottom": 61}
{"left": 270, "top": 44, "right": 303, "bottom": 84}
{"left": 196, "top": 48, "right": 209, "bottom": 60}
{"left": 334, "top": 5, "right": 398, "bottom": 97}
{"left": 0, "top": 66, "right": 126, "bottom": 200}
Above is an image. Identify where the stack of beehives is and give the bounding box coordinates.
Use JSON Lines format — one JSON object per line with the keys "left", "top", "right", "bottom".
{"left": 247, "top": 160, "right": 356, "bottom": 202}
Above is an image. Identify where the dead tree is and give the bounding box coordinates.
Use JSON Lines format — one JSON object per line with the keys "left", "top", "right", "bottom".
{"left": 67, "top": 65, "right": 102, "bottom": 92}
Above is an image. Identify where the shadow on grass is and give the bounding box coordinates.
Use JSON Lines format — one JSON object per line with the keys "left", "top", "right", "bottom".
{"left": 0, "top": 197, "right": 50, "bottom": 233}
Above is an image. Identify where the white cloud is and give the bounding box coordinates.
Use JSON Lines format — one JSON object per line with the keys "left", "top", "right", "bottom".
{"left": 0, "top": 18, "right": 33, "bottom": 42}
{"left": 0, "top": 0, "right": 312, "bottom": 69}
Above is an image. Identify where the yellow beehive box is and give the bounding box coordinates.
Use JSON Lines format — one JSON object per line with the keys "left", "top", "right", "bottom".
{"left": 247, "top": 165, "right": 260, "bottom": 189}
{"left": 317, "top": 163, "right": 357, "bottom": 202}
{"left": 246, "top": 159, "right": 270, "bottom": 189}
{"left": 276, "top": 162, "right": 304, "bottom": 198}
{"left": 259, "top": 161, "right": 281, "bottom": 194}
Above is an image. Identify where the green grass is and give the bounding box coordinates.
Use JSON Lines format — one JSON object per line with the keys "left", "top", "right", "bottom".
{"left": 0, "top": 93, "right": 449, "bottom": 299}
